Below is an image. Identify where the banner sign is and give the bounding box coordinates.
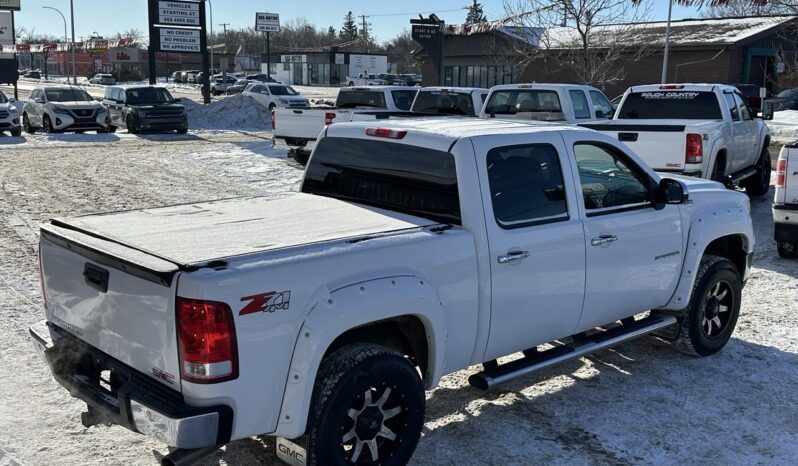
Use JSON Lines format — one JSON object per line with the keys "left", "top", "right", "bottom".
{"left": 158, "top": 1, "right": 200, "bottom": 26}
{"left": 159, "top": 27, "right": 201, "bottom": 52}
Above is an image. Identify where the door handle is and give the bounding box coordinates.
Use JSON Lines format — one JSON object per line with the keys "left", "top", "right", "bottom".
{"left": 497, "top": 250, "right": 531, "bottom": 264}
{"left": 591, "top": 234, "right": 618, "bottom": 247}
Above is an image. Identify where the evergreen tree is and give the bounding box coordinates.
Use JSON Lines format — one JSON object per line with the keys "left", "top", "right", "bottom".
{"left": 327, "top": 26, "right": 337, "bottom": 39}
{"left": 465, "top": 0, "right": 487, "bottom": 24}
{"left": 340, "top": 11, "right": 358, "bottom": 41}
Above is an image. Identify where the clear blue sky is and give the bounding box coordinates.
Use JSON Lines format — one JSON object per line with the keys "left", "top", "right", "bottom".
{"left": 18, "top": 0, "right": 699, "bottom": 43}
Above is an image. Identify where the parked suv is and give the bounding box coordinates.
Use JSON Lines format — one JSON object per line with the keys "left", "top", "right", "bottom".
{"left": 89, "top": 73, "right": 116, "bottom": 85}
{"left": 102, "top": 85, "right": 188, "bottom": 134}
{"left": 242, "top": 82, "right": 309, "bottom": 109}
{"left": 23, "top": 87, "right": 110, "bottom": 134}
{"left": 0, "top": 90, "right": 21, "bottom": 136}
{"left": 775, "top": 142, "right": 798, "bottom": 258}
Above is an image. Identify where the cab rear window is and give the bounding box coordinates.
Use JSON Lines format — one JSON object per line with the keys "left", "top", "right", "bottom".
{"left": 337, "top": 91, "right": 387, "bottom": 109}
{"left": 302, "top": 137, "right": 460, "bottom": 224}
{"left": 617, "top": 91, "right": 722, "bottom": 119}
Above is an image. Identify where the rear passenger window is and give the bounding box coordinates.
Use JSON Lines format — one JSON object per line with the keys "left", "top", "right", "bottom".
{"left": 570, "top": 90, "right": 591, "bottom": 119}
{"left": 724, "top": 93, "right": 739, "bottom": 121}
{"left": 487, "top": 144, "right": 568, "bottom": 228}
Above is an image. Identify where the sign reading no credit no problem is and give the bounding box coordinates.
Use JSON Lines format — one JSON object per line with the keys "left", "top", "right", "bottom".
{"left": 159, "top": 28, "right": 201, "bottom": 52}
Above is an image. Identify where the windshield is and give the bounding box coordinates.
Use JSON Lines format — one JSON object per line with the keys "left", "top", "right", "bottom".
{"left": 303, "top": 137, "right": 460, "bottom": 224}
{"left": 126, "top": 87, "right": 175, "bottom": 104}
{"left": 617, "top": 91, "right": 722, "bottom": 119}
{"left": 336, "top": 90, "right": 387, "bottom": 109}
{"left": 268, "top": 85, "right": 298, "bottom": 96}
{"left": 412, "top": 91, "right": 476, "bottom": 116}
{"left": 46, "top": 88, "right": 94, "bottom": 102}
{"left": 777, "top": 89, "right": 798, "bottom": 98}
{"left": 484, "top": 90, "right": 563, "bottom": 118}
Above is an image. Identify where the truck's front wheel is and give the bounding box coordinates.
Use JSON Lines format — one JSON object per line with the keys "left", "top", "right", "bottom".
{"left": 675, "top": 255, "right": 741, "bottom": 357}
{"left": 308, "top": 343, "right": 425, "bottom": 466}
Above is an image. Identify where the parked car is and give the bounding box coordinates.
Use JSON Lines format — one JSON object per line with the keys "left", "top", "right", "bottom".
{"left": 102, "top": 85, "right": 188, "bottom": 134}
{"left": 346, "top": 73, "right": 388, "bottom": 87}
{"left": 31, "top": 118, "right": 754, "bottom": 466}
{"left": 774, "top": 142, "right": 798, "bottom": 258}
{"left": 480, "top": 83, "right": 616, "bottom": 124}
{"left": 23, "top": 70, "right": 41, "bottom": 80}
{"left": 765, "top": 88, "right": 798, "bottom": 112}
{"left": 399, "top": 73, "right": 422, "bottom": 86}
{"left": 585, "top": 84, "right": 773, "bottom": 196}
{"left": 89, "top": 73, "right": 116, "bottom": 85}
{"left": 170, "top": 71, "right": 184, "bottom": 83}
{"left": 378, "top": 73, "right": 406, "bottom": 86}
{"left": 225, "top": 79, "right": 250, "bottom": 95}
{"left": 211, "top": 75, "right": 238, "bottom": 95}
{"left": 735, "top": 84, "right": 769, "bottom": 113}
{"left": 411, "top": 86, "right": 488, "bottom": 116}
{"left": 22, "top": 86, "right": 110, "bottom": 134}
{"left": 273, "top": 86, "right": 417, "bottom": 155}
{"left": 184, "top": 70, "right": 200, "bottom": 84}
{"left": 0, "top": 90, "right": 21, "bottom": 137}
{"left": 242, "top": 82, "right": 309, "bottom": 110}
{"left": 246, "top": 73, "right": 280, "bottom": 83}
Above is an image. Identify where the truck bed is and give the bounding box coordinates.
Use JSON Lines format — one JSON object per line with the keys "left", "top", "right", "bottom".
{"left": 46, "top": 193, "right": 438, "bottom": 269}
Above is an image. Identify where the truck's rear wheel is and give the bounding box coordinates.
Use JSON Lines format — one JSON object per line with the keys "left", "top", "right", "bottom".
{"left": 307, "top": 343, "right": 425, "bottom": 466}
{"left": 674, "top": 255, "right": 741, "bottom": 357}
{"left": 743, "top": 146, "right": 771, "bottom": 196}
{"left": 778, "top": 242, "right": 798, "bottom": 259}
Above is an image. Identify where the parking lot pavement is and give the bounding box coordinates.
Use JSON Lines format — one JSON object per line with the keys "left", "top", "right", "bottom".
{"left": 0, "top": 133, "right": 796, "bottom": 465}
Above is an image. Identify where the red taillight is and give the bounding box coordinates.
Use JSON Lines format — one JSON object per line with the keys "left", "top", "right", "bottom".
{"left": 177, "top": 297, "right": 238, "bottom": 384}
{"left": 271, "top": 109, "right": 275, "bottom": 131}
{"left": 776, "top": 158, "right": 787, "bottom": 187}
{"left": 325, "top": 112, "right": 336, "bottom": 126}
{"left": 686, "top": 133, "right": 703, "bottom": 164}
{"left": 365, "top": 127, "right": 407, "bottom": 139}
{"left": 38, "top": 247, "right": 47, "bottom": 308}
{"left": 660, "top": 84, "right": 685, "bottom": 90}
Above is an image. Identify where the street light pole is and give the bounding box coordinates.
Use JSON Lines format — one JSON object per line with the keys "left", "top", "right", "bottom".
{"left": 69, "top": 0, "right": 77, "bottom": 84}
{"left": 661, "top": 0, "right": 673, "bottom": 84}
{"left": 42, "top": 6, "right": 67, "bottom": 77}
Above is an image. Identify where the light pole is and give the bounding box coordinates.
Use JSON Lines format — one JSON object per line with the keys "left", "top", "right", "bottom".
{"left": 661, "top": 0, "right": 673, "bottom": 84}
{"left": 69, "top": 0, "right": 77, "bottom": 84}
{"left": 207, "top": 0, "right": 214, "bottom": 74}
{"left": 43, "top": 6, "right": 67, "bottom": 77}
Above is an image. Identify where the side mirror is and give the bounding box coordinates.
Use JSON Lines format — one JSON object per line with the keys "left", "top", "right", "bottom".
{"left": 657, "top": 178, "right": 688, "bottom": 206}
{"left": 761, "top": 101, "right": 774, "bottom": 121}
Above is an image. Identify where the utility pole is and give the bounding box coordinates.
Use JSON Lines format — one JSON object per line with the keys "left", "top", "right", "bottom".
{"left": 360, "top": 14, "right": 369, "bottom": 54}
{"left": 219, "top": 22, "right": 230, "bottom": 53}
{"left": 661, "top": 0, "right": 673, "bottom": 84}
{"left": 70, "top": 0, "right": 77, "bottom": 84}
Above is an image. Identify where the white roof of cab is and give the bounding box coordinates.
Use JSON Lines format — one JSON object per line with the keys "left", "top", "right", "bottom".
{"left": 628, "top": 83, "right": 735, "bottom": 93}
{"left": 490, "top": 83, "right": 601, "bottom": 92}
{"left": 418, "top": 86, "right": 488, "bottom": 93}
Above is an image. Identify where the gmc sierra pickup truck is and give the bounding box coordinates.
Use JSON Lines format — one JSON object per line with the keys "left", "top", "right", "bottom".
{"left": 31, "top": 119, "right": 754, "bottom": 466}
{"left": 584, "top": 84, "right": 774, "bottom": 196}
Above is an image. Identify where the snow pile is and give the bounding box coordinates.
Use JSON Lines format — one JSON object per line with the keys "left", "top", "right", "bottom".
{"left": 767, "top": 110, "right": 798, "bottom": 143}
{"left": 183, "top": 94, "right": 271, "bottom": 132}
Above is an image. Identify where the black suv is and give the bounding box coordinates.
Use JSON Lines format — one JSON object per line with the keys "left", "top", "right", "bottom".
{"left": 102, "top": 86, "right": 188, "bottom": 134}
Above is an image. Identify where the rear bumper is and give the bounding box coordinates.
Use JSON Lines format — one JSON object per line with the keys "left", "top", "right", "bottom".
{"left": 29, "top": 320, "right": 232, "bottom": 449}
{"left": 773, "top": 204, "right": 798, "bottom": 243}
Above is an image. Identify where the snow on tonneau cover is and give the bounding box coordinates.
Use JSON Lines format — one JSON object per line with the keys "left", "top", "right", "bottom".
{"left": 39, "top": 193, "right": 437, "bottom": 389}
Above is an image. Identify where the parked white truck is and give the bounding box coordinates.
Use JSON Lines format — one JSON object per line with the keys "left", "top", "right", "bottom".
{"left": 479, "top": 83, "right": 615, "bottom": 123}
{"left": 774, "top": 142, "right": 798, "bottom": 257}
{"left": 31, "top": 119, "right": 754, "bottom": 466}
{"left": 583, "top": 84, "right": 773, "bottom": 196}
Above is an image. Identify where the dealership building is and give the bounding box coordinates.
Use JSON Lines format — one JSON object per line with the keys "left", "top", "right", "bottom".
{"left": 261, "top": 50, "right": 389, "bottom": 86}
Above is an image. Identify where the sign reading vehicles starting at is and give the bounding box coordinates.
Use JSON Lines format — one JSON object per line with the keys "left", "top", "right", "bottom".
{"left": 159, "top": 28, "right": 201, "bottom": 53}
{"left": 158, "top": 1, "right": 200, "bottom": 26}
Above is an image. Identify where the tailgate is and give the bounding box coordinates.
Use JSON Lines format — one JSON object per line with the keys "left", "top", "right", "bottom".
{"left": 780, "top": 145, "right": 798, "bottom": 204}
{"left": 582, "top": 123, "right": 687, "bottom": 170}
{"left": 274, "top": 108, "right": 353, "bottom": 140}
{"left": 40, "top": 224, "right": 183, "bottom": 390}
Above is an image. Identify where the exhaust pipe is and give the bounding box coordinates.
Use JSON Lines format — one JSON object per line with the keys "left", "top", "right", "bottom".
{"left": 161, "top": 445, "right": 222, "bottom": 466}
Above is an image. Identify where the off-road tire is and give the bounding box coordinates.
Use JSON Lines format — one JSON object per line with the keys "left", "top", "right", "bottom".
{"left": 23, "top": 114, "right": 35, "bottom": 134}
{"left": 10, "top": 127, "right": 21, "bottom": 137}
{"left": 675, "top": 255, "right": 741, "bottom": 357}
{"left": 743, "top": 146, "right": 771, "bottom": 197}
{"left": 307, "top": 343, "right": 425, "bottom": 466}
{"left": 777, "top": 242, "right": 798, "bottom": 259}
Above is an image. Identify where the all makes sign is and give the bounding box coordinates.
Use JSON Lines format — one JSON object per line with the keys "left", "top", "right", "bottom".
{"left": 159, "top": 28, "right": 201, "bottom": 52}
{"left": 158, "top": 0, "right": 200, "bottom": 27}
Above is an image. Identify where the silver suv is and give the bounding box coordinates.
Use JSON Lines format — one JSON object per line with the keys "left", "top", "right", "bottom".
{"left": 22, "top": 87, "right": 110, "bottom": 134}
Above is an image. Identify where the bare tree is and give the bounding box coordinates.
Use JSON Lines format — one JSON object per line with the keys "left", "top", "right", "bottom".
{"left": 700, "top": 0, "right": 796, "bottom": 16}
{"left": 503, "top": 0, "right": 654, "bottom": 88}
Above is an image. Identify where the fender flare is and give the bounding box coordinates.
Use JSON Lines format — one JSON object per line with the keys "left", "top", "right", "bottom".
{"left": 705, "top": 138, "right": 728, "bottom": 178}
{"left": 273, "top": 274, "right": 446, "bottom": 439}
{"left": 662, "top": 205, "right": 753, "bottom": 311}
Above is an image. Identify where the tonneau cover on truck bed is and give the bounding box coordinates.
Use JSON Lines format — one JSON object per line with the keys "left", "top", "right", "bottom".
{"left": 45, "top": 193, "right": 437, "bottom": 268}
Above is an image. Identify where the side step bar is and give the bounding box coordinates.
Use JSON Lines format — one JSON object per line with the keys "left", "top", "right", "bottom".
{"left": 468, "top": 314, "right": 678, "bottom": 391}
{"left": 728, "top": 167, "right": 758, "bottom": 185}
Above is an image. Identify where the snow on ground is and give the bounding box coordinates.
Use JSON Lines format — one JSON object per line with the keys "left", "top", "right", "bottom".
{"left": 183, "top": 94, "right": 272, "bottom": 132}
{"left": 768, "top": 110, "right": 798, "bottom": 145}
{"left": 1, "top": 133, "right": 797, "bottom": 466}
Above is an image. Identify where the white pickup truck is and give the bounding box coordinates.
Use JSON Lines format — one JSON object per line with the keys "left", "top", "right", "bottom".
{"left": 410, "top": 86, "right": 488, "bottom": 116}
{"left": 583, "top": 84, "right": 774, "bottom": 196}
{"left": 774, "top": 142, "right": 798, "bottom": 257}
{"left": 480, "top": 83, "right": 615, "bottom": 123}
{"left": 346, "top": 73, "right": 387, "bottom": 87}
{"left": 31, "top": 119, "right": 755, "bottom": 466}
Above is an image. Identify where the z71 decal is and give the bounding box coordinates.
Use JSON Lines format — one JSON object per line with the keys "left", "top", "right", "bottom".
{"left": 239, "top": 291, "right": 291, "bottom": 316}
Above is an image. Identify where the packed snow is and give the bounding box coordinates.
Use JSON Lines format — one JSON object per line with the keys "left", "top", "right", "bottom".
{"left": 767, "top": 110, "right": 798, "bottom": 144}
{"left": 183, "top": 94, "right": 272, "bottom": 132}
